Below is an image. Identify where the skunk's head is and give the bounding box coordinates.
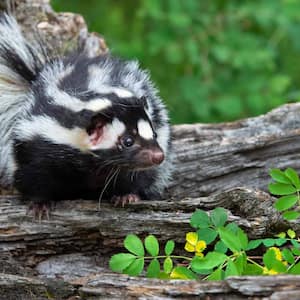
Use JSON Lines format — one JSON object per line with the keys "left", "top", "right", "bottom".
{"left": 86, "top": 96, "right": 165, "bottom": 169}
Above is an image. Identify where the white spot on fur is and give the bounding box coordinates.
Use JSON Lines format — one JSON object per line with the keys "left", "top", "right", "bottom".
{"left": 89, "top": 118, "right": 126, "bottom": 150}
{"left": 137, "top": 119, "right": 153, "bottom": 140}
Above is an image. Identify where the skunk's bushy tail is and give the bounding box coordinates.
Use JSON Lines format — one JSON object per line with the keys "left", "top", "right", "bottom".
{"left": 0, "top": 13, "right": 45, "bottom": 187}
{"left": 0, "top": 13, "right": 44, "bottom": 89}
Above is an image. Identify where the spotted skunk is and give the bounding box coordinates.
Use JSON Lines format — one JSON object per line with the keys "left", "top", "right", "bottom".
{"left": 0, "top": 14, "right": 172, "bottom": 209}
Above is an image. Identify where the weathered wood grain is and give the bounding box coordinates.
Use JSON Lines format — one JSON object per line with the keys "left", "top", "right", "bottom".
{"left": 169, "top": 103, "right": 300, "bottom": 198}
{"left": 1, "top": 272, "right": 300, "bottom": 300}
{"left": 0, "top": 186, "right": 293, "bottom": 267}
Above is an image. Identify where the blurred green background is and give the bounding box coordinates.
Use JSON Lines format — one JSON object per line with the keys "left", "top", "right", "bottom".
{"left": 52, "top": 0, "right": 300, "bottom": 124}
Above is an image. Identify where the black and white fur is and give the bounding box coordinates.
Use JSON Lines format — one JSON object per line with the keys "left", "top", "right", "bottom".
{"left": 0, "top": 14, "right": 172, "bottom": 207}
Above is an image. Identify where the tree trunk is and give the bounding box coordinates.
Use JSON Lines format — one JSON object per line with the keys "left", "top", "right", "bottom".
{"left": 1, "top": 0, "right": 300, "bottom": 299}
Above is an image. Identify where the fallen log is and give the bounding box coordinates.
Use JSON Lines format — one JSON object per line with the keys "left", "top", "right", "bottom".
{"left": 1, "top": 272, "right": 300, "bottom": 300}
{"left": 170, "top": 103, "right": 300, "bottom": 198}
{"left": 0, "top": 187, "right": 290, "bottom": 265}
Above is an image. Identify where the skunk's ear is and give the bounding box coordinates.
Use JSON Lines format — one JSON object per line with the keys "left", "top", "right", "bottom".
{"left": 86, "top": 114, "right": 109, "bottom": 146}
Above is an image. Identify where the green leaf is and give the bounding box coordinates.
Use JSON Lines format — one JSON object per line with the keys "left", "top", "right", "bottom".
{"left": 191, "top": 252, "right": 227, "bottom": 272}
{"left": 262, "top": 238, "right": 276, "bottom": 247}
{"left": 163, "top": 257, "right": 173, "bottom": 274}
{"left": 237, "top": 228, "right": 248, "bottom": 250}
{"left": 243, "top": 263, "right": 263, "bottom": 275}
{"left": 147, "top": 258, "right": 160, "bottom": 278}
{"left": 197, "top": 228, "right": 218, "bottom": 245}
{"left": 274, "top": 195, "right": 298, "bottom": 211}
{"left": 207, "top": 267, "right": 223, "bottom": 281}
{"left": 287, "top": 229, "right": 296, "bottom": 239}
{"left": 157, "top": 272, "right": 170, "bottom": 279}
{"left": 164, "top": 240, "right": 175, "bottom": 256}
{"left": 225, "top": 222, "right": 239, "bottom": 233}
{"left": 270, "top": 169, "right": 292, "bottom": 184}
{"left": 190, "top": 209, "right": 210, "bottom": 228}
{"left": 170, "top": 266, "right": 198, "bottom": 280}
{"left": 123, "top": 258, "right": 144, "bottom": 276}
{"left": 210, "top": 207, "right": 228, "bottom": 227}
{"left": 291, "top": 239, "right": 300, "bottom": 249}
{"left": 275, "top": 238, "right": 287, "bottom": 246}
{"left": 109, "top": 253, "right": 136, "bottom": 272}
{"left": 276, "top": 232, "right": 286, "bottom": 238}
{"left": 124, "top": 234, "right": 144, "bottom": 256}
{"left": 235, "top": 253, "right": 246, "bottom": 275}
{"left": 214, "top": 240, "right": 228, "bottom": 253}
{"left": 285, "top": 168, "right": 300, "bottom": 189}
{"left": 263, "top": 248, "right": 276, "bottom": 269}
{"left": 282, "top": 248, "right": 295, "bottom": 264}
{"left": 246, "top": 239, "right": 262, "bottom": 250}
{"left": 271, "top": 259, "right": 288, "bottom": 273}
{"left": 218, "top": 227, "right": 241, "bottom": 252}
{"left": 268, "top": 183, "right": 297, "bottom": 195}
{"left": 263, "top": 248, "right": 285, "bottom": 270}
{"left": 283, "top": 211, "right": 300, "bottom": 220}
{"left": 224, "top": 259, "right": 239, "bottom": 278}
{"left": 292, "top": 247, "right": 300, "bottom": 256}
{"left": 145, "top": 235, "right": 159, "bottom": 256}
{"left": 289, "top": 262, "right": 300, "bottom": 274}
{"left": 190, "top": 268, "right": 212, "bottom": 275}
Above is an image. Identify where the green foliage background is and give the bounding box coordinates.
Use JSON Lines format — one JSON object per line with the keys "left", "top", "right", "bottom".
{"left": 52, "top": 0, "right": 300, "bottom": 124}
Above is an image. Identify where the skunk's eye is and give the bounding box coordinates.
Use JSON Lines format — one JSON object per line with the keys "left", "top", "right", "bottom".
{"left": 121, "top": 135, "right": 135, "bottom": 147}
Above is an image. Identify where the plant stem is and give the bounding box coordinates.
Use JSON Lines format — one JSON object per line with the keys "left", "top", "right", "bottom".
{"left": 287, "top": 256, "right": 300, "bottom": 271}
{"left": 247, "top": 257, "right": 264, "bottom": 269}
{"left": 143, "top": 255, "right": 193, "bottom": 261}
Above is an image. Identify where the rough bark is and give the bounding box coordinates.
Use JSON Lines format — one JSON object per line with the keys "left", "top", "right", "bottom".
{"left": 169, "top": 103, "right": 300, "bottom": 198}
{"left": 0, "top": 186, "right": 298, "bottom": 299}
{"left": 1, "top": 272, "right": 300, "bottom": 300}
{"left": 0, "top": 187, "right": 289, "bottom": 264}
{"left": 1, "top": 0, "right": 300, "bottom": 299}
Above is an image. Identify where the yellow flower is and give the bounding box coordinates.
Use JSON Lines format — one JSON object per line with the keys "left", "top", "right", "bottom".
{"left": 195, "top": 240, "right": 206, "bottom": 252}
{"left": 270, "top": 247, "right": 282, "bottom": 261}
{"left": 263, "top": 267, "right": 278, "bottom": 275}
{"left": 184, "top": 232, "right": 206, "bottom": 256}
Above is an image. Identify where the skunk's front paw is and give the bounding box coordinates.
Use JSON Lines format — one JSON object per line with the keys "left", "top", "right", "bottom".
{"left": 27, "top": 200, "right": 53, "bottom": 221}
{"left": 112, "top": 194, "right": 140, "bottom": 207}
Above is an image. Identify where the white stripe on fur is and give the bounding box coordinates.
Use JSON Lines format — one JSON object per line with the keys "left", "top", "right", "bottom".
{"left": 156, "top": 125, "right": 170, "bottom": 152}
{"left": 42, "top": 61, "right": 112, "bottom": 112}
{"left": 16, "top": 115, "right": 90, "bottom": 150}
{"left": 88, "top": 64, "right": 134, "bottom": 98}
{"left": 16, "top": 115, "right": 126, "bottom": 151}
